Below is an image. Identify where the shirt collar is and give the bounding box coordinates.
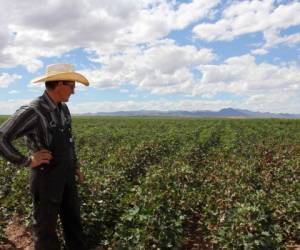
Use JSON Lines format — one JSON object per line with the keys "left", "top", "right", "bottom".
{"left": 41, "top": 91, "right": 60, "bottom": 111}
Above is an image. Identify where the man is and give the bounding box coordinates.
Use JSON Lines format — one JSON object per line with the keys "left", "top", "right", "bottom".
{"left": 0, "top": 63, "right": 89, "bottom": 250}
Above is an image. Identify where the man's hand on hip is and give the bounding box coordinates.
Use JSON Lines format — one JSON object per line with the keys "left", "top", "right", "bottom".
{"left": 29, "top": 149, "right": 52, "bottom": 168}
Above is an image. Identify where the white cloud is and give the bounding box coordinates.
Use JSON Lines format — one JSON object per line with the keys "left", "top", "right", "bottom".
{"left": 195, "top": 54, "right": 300, "bottom": 97}
{"left": 75, "top": 52, "right": 300, "bottom": 113}
{"left": 120, "top": 89, "right": 130, "bottom": 93}
{"left": 0, "top": 0, "right": 299, "bottom": 114}
{"left": 8, "top": 90, "right": 19, "bottom": 94}
{"left": 193, "top": 0, "right": 300, "bottom": 49}
{"left": 239, "top": 91, "right": 300, "bottom": 114}
{"left": 82, "top": 50, "right": 300, "bottom": 113}
{"left": 118, "top": 0, "right": 220, "bottom": 44}
{"left": 1, "top": 93, "right": 298, "bottom": 115}
{"left": 84, "top": 39, "right": 216, "bottom": 94}
{"left": 0, "top": 0, "right": 219, "bottom": 71}
{"left": 68, "top": 99, "right": 232, "bottom": 114}
{"left": 191, "top": 54, "right": 300, "bottom": 113}
{"left": 251, "top": 48, "right": 269, "bottom": 55}
{"left": 27, "top": 81, "right": 45, "bottom": 90}
{"left": 0, "top": 99, "right": 31, "bottom": 115}
{"left": 263, "top": 29, "right": 300, "bottom": 49}
{"left": 0, "top": 73, "right": 22, "bottom": 88}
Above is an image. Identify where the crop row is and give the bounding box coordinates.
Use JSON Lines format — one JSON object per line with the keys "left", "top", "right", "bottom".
{"left": 0, "top": 117, "right": 299, "bottom": 249}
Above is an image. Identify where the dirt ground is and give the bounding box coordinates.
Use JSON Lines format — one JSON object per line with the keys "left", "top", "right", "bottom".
{"left": 0, "top": 216, "right": 33, "bottom": 250}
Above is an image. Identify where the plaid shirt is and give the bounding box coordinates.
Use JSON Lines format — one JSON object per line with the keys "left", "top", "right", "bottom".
{"left": 0, "top": 91, "right": 78, "bottom": 166}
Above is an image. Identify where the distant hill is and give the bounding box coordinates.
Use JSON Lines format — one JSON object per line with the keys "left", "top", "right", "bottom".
{"left": 79, "top": 108, "right": 300, "bottom": 118}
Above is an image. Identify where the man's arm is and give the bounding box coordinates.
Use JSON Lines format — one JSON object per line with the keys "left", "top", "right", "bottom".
{"left": 61, "top": 103, "right": 80, "bottom": 168}
{"left": 0, "top": 106, "right": 37, "bottom": 166}
{"left": 70, "top": 127, "right": 84, "bottom": 184}
{"left": 61, "top": 103, "right": 84, "bottom": 183}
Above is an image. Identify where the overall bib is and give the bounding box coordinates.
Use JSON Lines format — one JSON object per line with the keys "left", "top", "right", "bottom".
{"left": 30, "top": 107, "right": 86, "bottom": 250}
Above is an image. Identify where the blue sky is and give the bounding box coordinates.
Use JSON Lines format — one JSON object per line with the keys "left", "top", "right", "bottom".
{"left": 0, "top": 0, "right": 300, "bottom": 114}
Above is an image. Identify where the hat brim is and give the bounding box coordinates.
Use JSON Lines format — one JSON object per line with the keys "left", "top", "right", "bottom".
{"left": 31, "top": 72, "right": 89, "bottom": 86}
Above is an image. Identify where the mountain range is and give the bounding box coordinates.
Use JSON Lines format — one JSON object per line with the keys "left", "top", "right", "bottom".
{"left": 81, "top": 108, "right": 300, "bottom": 118}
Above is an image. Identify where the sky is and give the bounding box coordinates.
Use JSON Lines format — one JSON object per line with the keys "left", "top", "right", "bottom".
{"left": 0, "top": 0, "right": 300, "bottom": 114}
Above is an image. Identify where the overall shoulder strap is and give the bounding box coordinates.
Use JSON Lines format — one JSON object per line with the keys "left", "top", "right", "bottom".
{"left": 60, "top": 103, "right": 72, "bottom": 126}
{"left": 28, "top": 99, "right": 51, "bottom": 145}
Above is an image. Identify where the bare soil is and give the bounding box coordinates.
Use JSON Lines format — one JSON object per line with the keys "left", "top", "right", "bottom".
{"left": 0, "top": 215, "right": 33, "bottom": 250}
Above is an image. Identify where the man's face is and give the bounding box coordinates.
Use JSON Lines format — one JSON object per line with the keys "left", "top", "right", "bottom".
{"left": 57, "top": 81, "right": 75, "bottom": 102}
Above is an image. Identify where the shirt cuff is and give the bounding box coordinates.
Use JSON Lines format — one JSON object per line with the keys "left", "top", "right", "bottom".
{"left": 21, "top": 156, "right": 31, "bottom": 167}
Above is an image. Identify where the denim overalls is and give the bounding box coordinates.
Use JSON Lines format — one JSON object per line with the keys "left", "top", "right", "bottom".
{"left": 29, "top": 103, "right": 86, "bottom": 250}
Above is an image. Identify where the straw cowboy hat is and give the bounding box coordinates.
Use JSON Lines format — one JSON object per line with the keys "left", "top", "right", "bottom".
{"left": 31, "top": 63, "right": 89, "bottom": 86}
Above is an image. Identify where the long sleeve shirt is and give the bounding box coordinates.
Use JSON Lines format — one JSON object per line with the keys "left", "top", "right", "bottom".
{"left": 0, "top": 91, "right": 79, "bottom": 167}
